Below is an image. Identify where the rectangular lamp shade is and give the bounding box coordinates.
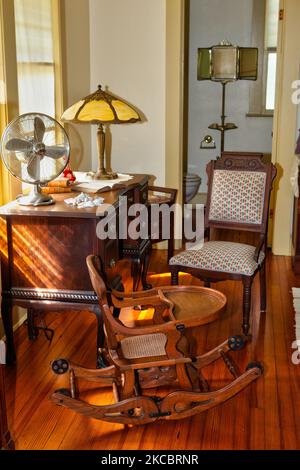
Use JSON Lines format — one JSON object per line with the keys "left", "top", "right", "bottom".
{"left": 197, "top": 45, "right": 258, "bottom": 82}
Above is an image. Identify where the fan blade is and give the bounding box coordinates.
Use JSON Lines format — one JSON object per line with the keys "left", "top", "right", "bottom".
{"left": 34, "top": 117, "right": 46, "bottom": 142}
{"left": 5, "top": 138, "right": 33, "bottom": 153}
{"left": 45, "top": 145, "right": 67, "bottom": 159}
{"left": 27, "top": 155, "right": 40, "bottom": 180}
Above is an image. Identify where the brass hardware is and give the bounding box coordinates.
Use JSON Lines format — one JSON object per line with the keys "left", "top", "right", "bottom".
{"left": 279, "top": 9, "right": 284, "bottom": 20}
{"left": 110, "top": 259, "right": 116, "bottom": 268}
{"left": 200, "top": 135, "right": 216, "bottom": 150}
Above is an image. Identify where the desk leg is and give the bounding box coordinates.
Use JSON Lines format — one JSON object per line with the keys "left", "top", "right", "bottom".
{"left": 1, "top": 299, "right": 16, "bottom": 364}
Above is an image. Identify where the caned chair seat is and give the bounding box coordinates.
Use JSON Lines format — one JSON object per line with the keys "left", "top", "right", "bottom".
{"left": 120, "top": 333, "right": 167, "bottom": 359}
{"left": 170, "top": 241, "right": 265, "bottom": 276}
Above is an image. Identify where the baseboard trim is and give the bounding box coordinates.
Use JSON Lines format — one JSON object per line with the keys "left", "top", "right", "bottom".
{"left": 0, "top": 312, "right": 27, "bottom": 342}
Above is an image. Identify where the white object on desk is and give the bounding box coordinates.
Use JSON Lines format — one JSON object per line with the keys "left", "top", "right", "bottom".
{"left": 64, "top": 192, "right": 104, "bottom": 208}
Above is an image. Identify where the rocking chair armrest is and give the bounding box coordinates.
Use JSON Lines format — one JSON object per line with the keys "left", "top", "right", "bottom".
{"left": 110, "top": 287, "right": 160, "bottom": 299}
{"left": 111, "top": 293, "right": 172, "bottom": 310}
{"left": 111, "top": 289, "right": 174, "bottom": 311}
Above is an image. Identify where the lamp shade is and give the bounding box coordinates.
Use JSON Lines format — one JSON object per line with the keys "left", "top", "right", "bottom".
{"left": 61, "top": 85, "right": 141, "bottom": 125}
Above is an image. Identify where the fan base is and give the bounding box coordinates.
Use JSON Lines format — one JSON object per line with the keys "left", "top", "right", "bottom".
{"left": 17, "top": 194, "right": 55, "bottom": 207}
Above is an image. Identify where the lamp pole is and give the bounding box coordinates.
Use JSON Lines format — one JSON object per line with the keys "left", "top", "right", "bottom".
{"left": 220, "top": 82, "right": 226, "bottom": 154}
{"left": 208, "top": 80, "right": 238, "bottom": 156}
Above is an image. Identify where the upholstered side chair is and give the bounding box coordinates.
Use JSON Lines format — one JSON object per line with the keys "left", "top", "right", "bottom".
{"left": 169, "top": 154, "right": 277, "bottom": 336}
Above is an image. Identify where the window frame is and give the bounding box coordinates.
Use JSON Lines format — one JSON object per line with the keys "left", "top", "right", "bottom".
{"left": 248, "top": 0, "right": 279, "bottom": 118}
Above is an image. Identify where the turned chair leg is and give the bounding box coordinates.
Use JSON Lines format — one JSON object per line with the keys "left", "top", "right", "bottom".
{"left": 171, "top": 268, "right": 179, "bottom": 286}
{"left": 260, "top": 263, "right": 267, "bottom": 312}
{"left": 242, "top": 278, "right": 253, "bottom": 337}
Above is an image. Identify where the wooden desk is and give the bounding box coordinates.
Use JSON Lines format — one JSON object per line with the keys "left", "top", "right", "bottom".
{"left": 0, "top": 175, "right": 149, "bottom": 364}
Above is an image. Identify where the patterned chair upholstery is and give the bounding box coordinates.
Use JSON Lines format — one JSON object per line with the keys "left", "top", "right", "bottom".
{"left": 169, "top": 154, "right": 277, "bottom": 336}
{"left": 170, "top": 241, "right": 265, "bottom": 276}
{"left": 209, "top": 170, "right": 266, "bottom": 224}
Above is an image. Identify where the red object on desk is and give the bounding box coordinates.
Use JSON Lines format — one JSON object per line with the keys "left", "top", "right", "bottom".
{"left": 63, "top": 165, "right": 76, "bottom": 182}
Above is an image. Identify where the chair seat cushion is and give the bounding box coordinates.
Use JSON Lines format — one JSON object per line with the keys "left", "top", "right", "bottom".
{"left": 121, "top": 333, "right": 167, "bottom": 359}
{"left": 169, "top": 241, "right": 265, "bottom": 276}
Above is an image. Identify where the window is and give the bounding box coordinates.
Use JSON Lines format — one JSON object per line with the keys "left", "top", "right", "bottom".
{"left": 13, "top": 0, "right": 63, "bottom": 184}
{"left": 249, "top": 0, "right": 280, "bottom": 116}
{"left": 14, "top": 0, "right": 56, "bottom": 117}
{"left": 264, "top": 0, "right": 280, "bottom": 111}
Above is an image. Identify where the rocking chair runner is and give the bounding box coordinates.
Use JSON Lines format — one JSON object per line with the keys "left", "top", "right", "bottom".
{"left": 170, "top": 153, "right": 277, "bottom": 336}
{"left": 51, "top": 255, "right": 263, "bottom": 425}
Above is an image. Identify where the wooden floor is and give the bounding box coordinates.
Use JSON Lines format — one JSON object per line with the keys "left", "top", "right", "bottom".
{"left": 4, "top": 251, "right": 300, "bottom": 450}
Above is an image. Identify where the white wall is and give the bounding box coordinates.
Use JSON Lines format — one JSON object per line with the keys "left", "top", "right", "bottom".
{"left": 89, "top": 0, "right": 166, "bottom": 185}
{"left": 63, "top": 0, "right": 91, "bottom": 171}
{"left": 188, "top": 0, "right": 274, "bottom": 189}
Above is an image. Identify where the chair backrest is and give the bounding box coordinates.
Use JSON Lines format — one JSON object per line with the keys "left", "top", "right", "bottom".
{"left": 205, "top": 153, "right": 276, "bottom": 235}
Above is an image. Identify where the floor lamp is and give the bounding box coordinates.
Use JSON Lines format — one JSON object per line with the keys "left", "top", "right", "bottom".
{"left": 198, "top": 41, "right": 258, "bottom": 154}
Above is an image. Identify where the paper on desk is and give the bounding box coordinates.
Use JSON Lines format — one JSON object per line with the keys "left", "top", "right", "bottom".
{"left": 73, "top": 172, "right": 133, "bottom": 193}
{"left": 64, "top": 192, "right": 104, "bottom": 208}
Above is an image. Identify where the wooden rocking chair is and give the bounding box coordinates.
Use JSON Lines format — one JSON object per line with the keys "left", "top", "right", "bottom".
{"left": 51, "top": 255, "right": 263, "bottom": 425}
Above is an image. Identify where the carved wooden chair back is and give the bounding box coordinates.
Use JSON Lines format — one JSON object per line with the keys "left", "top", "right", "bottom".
{"left": 205, "top": 155, "right": 276, "bottom": 248}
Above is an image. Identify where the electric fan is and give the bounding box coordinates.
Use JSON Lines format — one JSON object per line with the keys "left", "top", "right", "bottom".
{"left": 1, "top": 113, "right": 70, "bottom": 206}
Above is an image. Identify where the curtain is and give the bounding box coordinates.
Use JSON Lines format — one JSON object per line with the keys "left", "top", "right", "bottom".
{"left": 0, "top": 3, "right": 10, "bottom": 206}
{"left": 0, "top": 0, "right": 63, "bottom": 203}
{"left": 14, "top": 0, "right": 62, "bottom": 184}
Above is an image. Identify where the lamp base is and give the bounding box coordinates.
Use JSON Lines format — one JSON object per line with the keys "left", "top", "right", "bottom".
{"left": 92, "top": 169, "right": 118, "bottom": 180}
